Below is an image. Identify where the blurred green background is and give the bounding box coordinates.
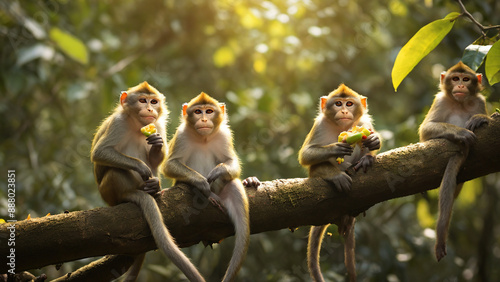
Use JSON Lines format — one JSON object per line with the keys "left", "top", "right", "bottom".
{"left": 1, "top": 0, "right": 499, "bottom": 281}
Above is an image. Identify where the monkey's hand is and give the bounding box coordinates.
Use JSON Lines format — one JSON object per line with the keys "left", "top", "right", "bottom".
{"left": 465, "top": 114, "right": 490, "bottom": 132}
{"left": 147, "top": 133, "right": 165, "bottom": 168}
{"left": 142, "top": 177, "right": 161, "bottom": 196}
{"left": 146, "top": 133, "right": 164, "bottom": 147}
{"left": 135, "top": 162, "right": 153, "bottom": 181}
{"left": 330, "top": 143, "right": 354, "bottom": 158}
{"left": 362, "top": 134, "right": 380, "bottom": 151}
{"left": 325, "top": 172, "right": 352, "bottom": 193}
{"left": 243, "top": 176, "right": 261, "bottom": 188}
{"left": 354, "top": 154, "right": 375, "bottom": 173}
{"left": 206, "top": 164, "right": 230, "bottom": 184}
{"left": 445, "top": 129, "right": 476, "bottom": 147}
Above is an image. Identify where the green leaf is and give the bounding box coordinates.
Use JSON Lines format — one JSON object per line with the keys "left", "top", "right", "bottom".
{"left": 485, "top": 40, "right": 500, "bottom": 85}
{"left": 392, "top": 12, "right": 460, "bottom": 91}
{"left": 462, "top": 44, "right": 492, "bottom": 71}
{"left": 49, "top": 27, "right": 88, "bottom": 65}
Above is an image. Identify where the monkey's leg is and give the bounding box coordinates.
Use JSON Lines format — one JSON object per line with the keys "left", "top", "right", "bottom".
{"left": 435, "top": 153, "right": 466, "bottom": 262}
{"left": 219, "top": 179, "right": 250, "bottom": 282}
{"left": 307, "top": 224, "right": 329, "bottom": 282}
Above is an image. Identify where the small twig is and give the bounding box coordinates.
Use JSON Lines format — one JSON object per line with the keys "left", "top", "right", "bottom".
{"left": 455, "top": 0, "right": 500, "bottom": 37}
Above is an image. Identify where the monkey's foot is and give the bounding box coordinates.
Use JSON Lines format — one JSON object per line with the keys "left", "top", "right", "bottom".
{"left": 242, "top": 176, "right": 261, "bottom": 188}
{"left": 435, "top": 243, "right": 447, "bottom": 262}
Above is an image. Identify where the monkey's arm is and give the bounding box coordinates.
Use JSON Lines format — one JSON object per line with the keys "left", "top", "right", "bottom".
{"left": 146, "top": 133, "right": 165, "bottom": 172}
{"left": 91, "top": 147, "right": 152, "bottom": 180}
{"left": 466, "top": 114, "right": 491, "bottom": 132}
{"left": 299, "top": 143, "right": 353, "bottom": 167}
{"left": 419, "top": 121, "right": 476, "bottom": 145}
{"left": 164, "top": 158, "right": 224, "bottom": 210}
{"left": 164, "top": 159, "right": 213, "bottom": 195}
{"left": 206, "top": 153, "right": 241, "bottom": 184}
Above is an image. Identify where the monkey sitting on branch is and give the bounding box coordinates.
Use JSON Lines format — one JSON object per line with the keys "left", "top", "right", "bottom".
{"left": 418, "top": 62, "right": 492, "bottom": 262}
{"left": 163, "top": 92, "right": 259, "bottom": 282}
{"left": 90, "top": 82, "right": 204, "bottom": 282}
{"left": 299, "top": 84, "right": 381, "bottom": 282}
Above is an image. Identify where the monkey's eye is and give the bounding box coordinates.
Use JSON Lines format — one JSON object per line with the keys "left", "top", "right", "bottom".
{"left": 206, "top": 109, "right": 214, "bottom": 114}
{"left": 346, "top": 101, "right": 354, "bottom": 107}
{"left": 150, "top": 99, "right": 158, "bottom": 104}
{"left": 463, "top": 77, "right": 470, "bottom": 82}
{"left": 194, "top": 109, "right": 202, "bottom": 114}
{"left": 139, "top": 98, "right": 147, "bottom": 103}
{"left": 452, "top": 77, "right": 460, "bottom": 81}
{"left": 335, "top": 101, "right": 342, "bottom": 106}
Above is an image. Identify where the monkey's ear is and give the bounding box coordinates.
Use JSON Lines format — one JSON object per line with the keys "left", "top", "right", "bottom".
{"left": 120, "top": 91, "right": 128, "bottom": 106}
{"left": 477, "top": 74, "right": 482, "bottom": 85}
{"left": 360, "top": 97, "right": 367, "bottom": 109}
{"left": 440, "top": 72, "right": 446, "bottom": 84}
{"left": 320, "top": 96, "right": 328, "bottom": 111}
{"left": 219, "top": 103, "right": 226, "bottom": 115}
{"left": 182, "top": 103, "right": 188, "bottom": 116}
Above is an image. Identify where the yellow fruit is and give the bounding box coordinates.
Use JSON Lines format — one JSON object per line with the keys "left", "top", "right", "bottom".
{"left": 141, "top": 124, "right": 157, "bottom": 137}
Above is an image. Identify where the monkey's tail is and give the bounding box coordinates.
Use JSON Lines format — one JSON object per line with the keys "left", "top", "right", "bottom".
{"left": 307, "top": 224, "right": 329, "bottom": 282}
{"left": 125, "top": 191, "right": 206, "bottom": 282}
{"left": 221, "top": 181, "right": 250, "bottom": 282}
{"left": 343, "top": 216, "right": 357, "bottom": 282}
{"left": 435, "top": 152, "right": 466, "bottom": 259}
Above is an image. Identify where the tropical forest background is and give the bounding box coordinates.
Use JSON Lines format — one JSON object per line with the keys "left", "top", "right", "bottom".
{"left": 1, "top": 0, "right": 500, "bottom": 281}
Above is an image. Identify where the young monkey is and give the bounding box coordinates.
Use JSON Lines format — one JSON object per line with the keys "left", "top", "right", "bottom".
{"left": 419, "top": 62, "right": 491, "bottom": 261}
{"left": 163, "top": 92, "right": 256, "bottom": 282}
{"left": 299, "top": 84, "right": 381, "bottom": 282}
{"left": 91, "top": 82, "right": 204, "bottom": 282}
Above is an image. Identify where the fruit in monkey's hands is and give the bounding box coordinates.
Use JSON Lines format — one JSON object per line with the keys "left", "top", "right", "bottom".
{"left": 338, "top": 126, "right": 373, "bottom": 145}
{"left": 141, "top": 124, "right": 157, "bottom": 137}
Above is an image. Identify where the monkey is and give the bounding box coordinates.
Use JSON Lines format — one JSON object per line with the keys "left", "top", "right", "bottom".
{"left": 418, "top": 61, "right": 491, "bottom": 262}
{"left": 162, "top": 92, "right": 253, "bottom": 282}
{"left": 90, "top": 82, "right": 204, "bottom": 282}
{"left": 298, "top": 84, "right": 381, "bottom": 282}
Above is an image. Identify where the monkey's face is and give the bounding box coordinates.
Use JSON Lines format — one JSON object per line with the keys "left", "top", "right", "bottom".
{"left": 326, "top": 98, "right": 359, "bottom": 128}
{"left": 448, "top": 73, "right": 475, "bottom": 102}
{"left": 442, "top": 71, "right": 480, "bottom": 103}
{"left": 135, "top": 95, "right": 160, "bottom": 126}
{"left": 189, "top": 105, "right": 220, "bottom": 136}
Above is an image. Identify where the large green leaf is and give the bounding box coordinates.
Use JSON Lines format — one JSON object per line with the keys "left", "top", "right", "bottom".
{"left": 462, "top": 44, "right": 492, "bottom": 71}
{"left": 392, "top": 12, "right": 460, "bottom": 91}
{"left": 485, "top": 40, "right": 500, "bottom": 86}
{"left": 49, "top": 27, "right": 88, "bottom": 65}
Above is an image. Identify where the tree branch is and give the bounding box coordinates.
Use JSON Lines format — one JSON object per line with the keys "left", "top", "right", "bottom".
{"left": 455, "top": 0, "right": 500, "bottom": 36}
{"left": 1, "top": 116, "right": 500, "bottom": 275}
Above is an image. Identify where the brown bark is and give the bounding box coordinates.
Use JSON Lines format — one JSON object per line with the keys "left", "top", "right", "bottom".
{"left": 1, "top": 115, "right": 499, "bottom": 275}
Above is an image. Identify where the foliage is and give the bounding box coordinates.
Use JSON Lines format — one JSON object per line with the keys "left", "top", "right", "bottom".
{"left": 0, "top": 0, "right": 499, "bottom": 281}
{"left": 392, "top": 12, "right": 460, "bottom": 91}
{"left": 392, "top": 0, "right": 500, "bottom": 90}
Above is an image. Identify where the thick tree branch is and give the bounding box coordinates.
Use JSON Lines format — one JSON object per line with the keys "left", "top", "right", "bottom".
{"left": 1, "top": 115, "right": 500, "bottom": 275}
